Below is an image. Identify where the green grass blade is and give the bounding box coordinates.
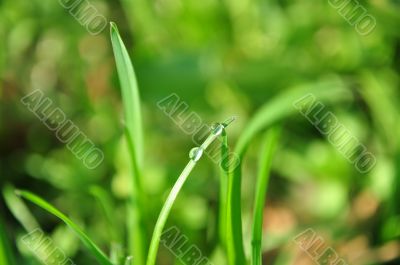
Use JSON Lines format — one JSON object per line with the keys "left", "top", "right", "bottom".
{"left": 125, "top": 128, "right": 147, "bottom": 265}
{"left": 226, "top": 162, "right": 247, "bottom": 265}
{"left": 219, "top": 130, "right": 229, "bottom": 250}
{"left": 226, "top": 79, "right": 349, "bottom": 265}
{"left": 0, "top": 217, "right": 16, "bottom": 265}
{"left": 146, "top": 120, "right": 234, "bottom": 265}
{"left": 17, "top": 190, "right": 113, "bottom": 265}
{"left": 110, "top": 22, "right": 147, "bottom": 265}
{"left": 146, "top": 160, "right": 196, "bottom": 265}
{"left": 251, "top": 127, "right": 280, "bottom": 265}
{"left": 110, "top": 22, "right": 143, "bottom": 164}
{"left": 235, "top": 80, "right": 348, "bottom": 154}
{"left": 3, "top": 184, "right": 39, "bottom": 231}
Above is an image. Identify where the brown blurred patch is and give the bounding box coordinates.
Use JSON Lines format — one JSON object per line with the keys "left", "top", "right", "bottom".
{"left": 352, "top": 190, "right": 379, "bottom": 220}
{"left": 264, "top": 204, "right": 297, "bottom": 234}
{"left": 337, "top": 235, "right": 369, "bottom": 264}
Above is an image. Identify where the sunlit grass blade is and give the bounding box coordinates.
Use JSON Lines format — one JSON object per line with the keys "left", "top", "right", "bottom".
{"left": 110, "top": 21, "right": 147, "bottom": 265}
{"left": 0, "top": 217, "right": 16, "bottom": 265}
{"left": 146, "top": 160, "right": 196, "bottom": 265}
{"left": 17, "top": 190, "right": 113, "bottom": 265}
{"left": 226, "top": 79, "right": 349, "bottom": 265}
{"left": 125, "top": 128, "right": 147, "bottom": 265}
{"left": 110, "top": 22, "right": 143, "bottom": 163}
{"left": 146, "top": 119, "right": 234, "bottom": 265}
{"left": 3, "top": 184, "right": 39, "bottom": 231}
{"left": 251, "top": 127, "right": 280, "bottom": 265}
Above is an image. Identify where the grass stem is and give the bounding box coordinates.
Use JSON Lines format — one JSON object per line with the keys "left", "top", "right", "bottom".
{"left": 146, "top": 118, "right": 235, "bottom": 265}
{"left": 251, "top": 127, "right": 280, "bottom": 265}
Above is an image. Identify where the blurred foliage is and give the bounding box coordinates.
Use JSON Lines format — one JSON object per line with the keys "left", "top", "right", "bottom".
{"left": 1, "top": 0, "right": 400, "bottom": 264}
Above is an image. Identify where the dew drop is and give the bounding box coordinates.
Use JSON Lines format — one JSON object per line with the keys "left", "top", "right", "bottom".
{"left": 211, "top": 123, "right": 224, "bottom": 136}
{"left": 189, "top": 147, "right": 204, "bottom": 162}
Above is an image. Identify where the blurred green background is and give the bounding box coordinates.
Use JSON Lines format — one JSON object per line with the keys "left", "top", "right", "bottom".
{"left": 1, "top": 0, "right": 400, "bottom": 264}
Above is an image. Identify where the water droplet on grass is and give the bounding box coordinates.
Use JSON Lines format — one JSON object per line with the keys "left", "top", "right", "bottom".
{"left": 211, "top": 123, "right": 224, "bottom": 136}
{"left": 189, "top": 147, "right": 203, "bottom": 162}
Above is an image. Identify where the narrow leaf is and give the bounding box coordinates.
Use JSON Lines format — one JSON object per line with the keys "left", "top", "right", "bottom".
{"left": 226, "top": 79, "right": 350, "bottom": 264}
{"left": 110, "top": 22, "right": 143, "bottom": 164}
{"left": 17, "top": 190, "right": 113, "bottom": 265}
{"left": 0, "top": 217, "right": 16, "bottom": 265}
{"left": 219, "top": 130, "right": 229, "bottom": 250}
{"left": 3, "top": 184, "right": 39, "bottom": 231}
{"left": 251, "top": 127, "right": 280, "bottom": 265}
{"left": 110, "top": 22, "right": 147, "bottom": 265}
{"left": 146, "top": 119, "right": 234, "bottom": 265}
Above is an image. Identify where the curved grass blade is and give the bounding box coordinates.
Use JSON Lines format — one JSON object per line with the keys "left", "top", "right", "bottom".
{"left": 235, "top": 80, "right": 349, "bottom": 154}
{"left": 146, "top": 160, "right": 196, "bottom": 265}
{"left": 146, "top": 119, "right": 234, "bottom": 265}
{"left": 226, "top": 79, "right": 350, "bottom": 264}
{"left": 251, "top": 127, "right": 280, "bottom": 265}
{"left": 17, "top": 190, "right": 113, "bottom": 265}
{"left": 3, "top": 184, "right": 39, "bottom": 231}
{"left": 110, "top": 22, "right": 147, "bottom": 265}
